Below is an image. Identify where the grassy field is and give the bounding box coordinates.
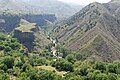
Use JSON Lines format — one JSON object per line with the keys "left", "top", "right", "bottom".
{"left": 36, "top": 65, "right": 66, "bottom": 77}
{"left": 15, "top": 19, "right": 36, "bottom": 32}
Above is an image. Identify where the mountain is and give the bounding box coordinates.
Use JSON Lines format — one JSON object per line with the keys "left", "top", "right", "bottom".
{"left": 0, "top": 0, "right": 83, "bottom": 18}
{"left": 52, "top": 0, "right": 120, "bottom": 61}
{"left": 0, "top": 0, "right": 35, "bottom": 11}
{"left": 23, "top": 0, "right": 83, "bottom": 18}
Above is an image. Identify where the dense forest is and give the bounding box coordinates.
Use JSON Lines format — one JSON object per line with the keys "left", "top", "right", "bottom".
{"left": 0, "top": 34, "right": 120, "bottom": 80}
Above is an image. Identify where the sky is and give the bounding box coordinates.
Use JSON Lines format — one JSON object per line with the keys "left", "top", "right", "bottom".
{"left": 58, "top": 0, "right": 111, "bottom": 5}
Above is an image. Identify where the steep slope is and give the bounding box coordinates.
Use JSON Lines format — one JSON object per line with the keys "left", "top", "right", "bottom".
{"left": 14, "top": 19, "right": 51, "bottom": 53}
{"left": 53, "top": 0, "right": 120, "bottom": 61}
{"left": 0, "top": 0, "right": 83, "bottom": 18}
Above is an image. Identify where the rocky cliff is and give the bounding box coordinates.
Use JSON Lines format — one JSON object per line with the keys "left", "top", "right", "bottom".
{"left": 14, "top": 30, "right": 34, "bottom": 51}
{"left": 0, "top": 11, "right": 56, "bottom": 32}
{"left": 14, "top": 19, "right": 51, "bottom": 52}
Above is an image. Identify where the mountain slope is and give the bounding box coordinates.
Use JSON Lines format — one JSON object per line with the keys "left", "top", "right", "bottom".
{"left": 53, "top": 0, "right": 120, "bottom": 61}
{"left": 0, "top": 0, "right": 83, "bottom": 18}
{"left": 0, "top": 0, "right": 35, "bottom": 11}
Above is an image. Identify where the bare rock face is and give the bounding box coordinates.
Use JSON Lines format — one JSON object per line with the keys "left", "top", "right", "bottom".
{"left": 14, "top": 30, "right": 34, "bottom": 51}
{"left": 52, "top": 1, "right": 120, "bottom": 61}
{"left": 14, "top": 19, "right": 51, "bottom": 53}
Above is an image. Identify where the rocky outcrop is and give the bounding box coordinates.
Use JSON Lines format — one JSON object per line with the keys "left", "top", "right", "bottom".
{"left": 0, "top": 13, "right": 56, "bottom": 32}
{"left": 14, "top": 30, "right": 35, "bottom": 51}
{"left": 13, "top": 19, "right": 51, "bottom": 52}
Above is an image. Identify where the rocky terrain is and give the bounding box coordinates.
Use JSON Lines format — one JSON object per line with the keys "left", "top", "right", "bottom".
{"left": 14, "top": 19, "right": 51, "bottom": 53}
{"left": 53, "top": 0, "right": 120, "bottom": 61}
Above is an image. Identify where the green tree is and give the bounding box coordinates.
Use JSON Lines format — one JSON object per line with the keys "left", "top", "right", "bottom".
{"left": 0, "top": 64, "right": 7, "bottom": 72}
{"left": 7, "top": 69, "right": 14, "bottom": 75}
{"left": 95, "top": 73, "right": 108, "bottom": 80}
{"left": 77, "top": 67, "right": 88, "bottom": 76}
{"left": 94, "top": 61, "right": 106, "bottom": 71}
{"left": 75, "top": 53, "right": 83, "bottom": 60}
{"left": 87, "top": 72, "right": 95, "bottom": 80}
{"left": 0, "top": 45, "right": 5, "bottom": 50}
{"left": 69, "top": 76, "right": 82, "bottom": 80}
{"left": 66, "top": 54, "right": 76, "bottom": 63}
{"left": 4, "top": 46, "right": 12, "bottom": 52}
{"left": 108, "top": 73, "right": 117, "bottom": 80}
{"left": 2, "top": 56, "right": 14, "bottom": 69}
{"left": 0, "top": 73, "right": 9, "bottom": 80}
{"left": 21, "top": 63, "right": 32, "bottom": 72}
{"left": 28, "top": 55, "right": 47, "bottom": 66}
{"left": 107, "top": 63, "right": 116, "bottom": 73}
{"left": 55, "top": 59, "right": 73, "bottom": 71}
{"left": 18, "top": 72, "right": 30, "bottom": 80}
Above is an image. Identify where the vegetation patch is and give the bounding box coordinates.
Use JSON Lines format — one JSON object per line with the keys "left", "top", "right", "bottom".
{"left": 15, "top": 19, "right": 36, "bottom": 32}
{"left": 36, "top": 65, "right": 66, "bottom": 77}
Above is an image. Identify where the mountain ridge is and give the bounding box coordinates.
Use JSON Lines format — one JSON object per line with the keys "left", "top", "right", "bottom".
{"left": 52, "top": 1, "right": 120, "bottom": 61}
{"left": 0, "top": 0, "right": 83, "bottom": 18}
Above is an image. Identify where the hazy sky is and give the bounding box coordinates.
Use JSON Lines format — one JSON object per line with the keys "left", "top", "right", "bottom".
{"left": 58, "top": 0, "right": 111, "bottom": 5}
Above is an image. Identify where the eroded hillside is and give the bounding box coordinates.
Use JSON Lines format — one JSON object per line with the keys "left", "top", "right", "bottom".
{"left": 53, "top": 0, "right": 120, "bottom": 61}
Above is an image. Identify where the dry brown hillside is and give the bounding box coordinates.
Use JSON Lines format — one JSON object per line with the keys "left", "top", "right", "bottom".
{"left": 52, "top": 0, "right": 120, "bottom": 61}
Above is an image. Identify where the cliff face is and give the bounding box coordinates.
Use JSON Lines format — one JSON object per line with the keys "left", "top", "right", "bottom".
{"left": 14, "top": 30, "right": 34, "bottom": 51}
{"left": 13, "top": 19, "right": 51, "bottom": 52}
{"left": 21, "top": 14, "right": 56, "bottom": 26}
{"left": 0, "top": 19, "right": 5, "bottom": 32}
{"left": 0, "top": 13, "right": 56, "bottom": 32}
